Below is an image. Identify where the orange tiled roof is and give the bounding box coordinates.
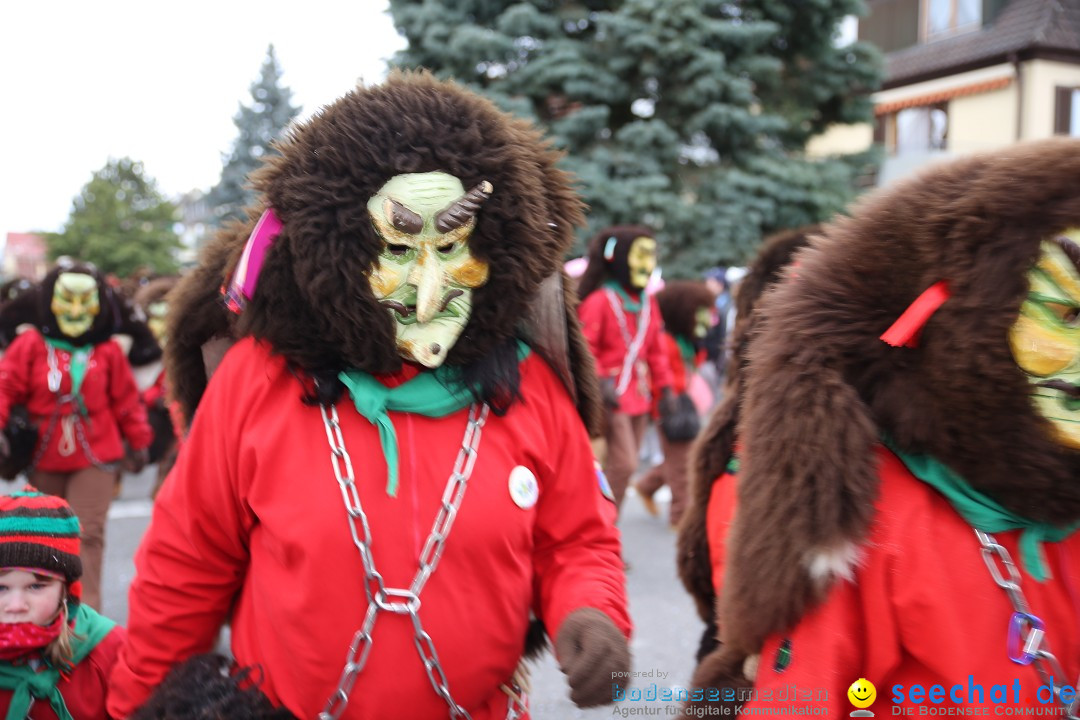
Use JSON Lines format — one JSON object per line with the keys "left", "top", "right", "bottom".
{"left": 875, "top": 75, "right": 1013, "bottom": 114}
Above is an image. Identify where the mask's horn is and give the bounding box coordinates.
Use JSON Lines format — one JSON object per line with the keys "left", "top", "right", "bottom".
{"left": 434, "top": 181, "right": 493, "bottom": 233}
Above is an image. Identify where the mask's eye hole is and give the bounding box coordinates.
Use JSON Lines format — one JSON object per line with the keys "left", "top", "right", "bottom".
{"left": 386, "top": 244, "right": 410, "bottom": 256}
{"left": 1046, "top": 302, "right": 1080, "bottom": 328}
{"left": 437, "top": 242, "right": 456, "bottom": 254}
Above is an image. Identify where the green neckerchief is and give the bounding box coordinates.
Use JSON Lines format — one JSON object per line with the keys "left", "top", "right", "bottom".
{"left": 0, "top": 603, "right": 117, "bottom": 720}
{"left": 882, "top": 437, "right": 1080, "bottom": 582}
{"left": 339, "top": 342, "right": 531, "bottom": 497}
{"left": 43, "top": 337, "right": 92, "bottom": 408}
{"left": 603, "top": 280, "right": 642, "bottom": 313}
{"left": 674, "top": 334, "right": 697, "bottom": 376}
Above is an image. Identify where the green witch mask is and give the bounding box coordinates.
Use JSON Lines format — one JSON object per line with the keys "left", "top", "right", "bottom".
{"left": 366, "top": 172, "right": 493, "bottom": 368}
{"left": 1010, "top": 234, "right": 1080, "bottom": 450}
{"left": 50, "top": 272, "right": 100, "bottom": 338}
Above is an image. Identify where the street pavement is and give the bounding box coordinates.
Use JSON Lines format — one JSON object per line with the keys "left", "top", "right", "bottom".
{"left": 41, "top": 439, "right": 706, "bottom": 717}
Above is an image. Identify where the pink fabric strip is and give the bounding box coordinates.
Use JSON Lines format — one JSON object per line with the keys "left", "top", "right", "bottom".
{"left": 880, "top": 280, "right": 951, "bottom": 348}
{"left": 224, "top": 208, "right": 283, "bottom": 313}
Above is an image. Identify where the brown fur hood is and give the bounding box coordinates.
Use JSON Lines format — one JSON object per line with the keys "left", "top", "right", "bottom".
{"left": 694, "top": 139, "right": 1080, "bottom": 695}
{"left": 164, "top": 71, "right": 601, "bottom": 434}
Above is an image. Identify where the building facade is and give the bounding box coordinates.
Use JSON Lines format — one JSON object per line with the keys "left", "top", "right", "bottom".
{"left": 809, "top": 0, "right": 1080, "bottom": 185}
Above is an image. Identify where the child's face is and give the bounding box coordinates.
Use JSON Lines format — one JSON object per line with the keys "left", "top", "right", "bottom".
{"left": 0, "top": 570, "right": 63, "bottom": 625}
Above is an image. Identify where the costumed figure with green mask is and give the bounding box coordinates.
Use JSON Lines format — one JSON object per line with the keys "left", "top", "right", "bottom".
{"left": 0, "top": 260, "right": 151, "bottom": 611}
{"left": 132, "top": 276, "right": 182, "bottom": 496}
{"left": 683, "top": 140, "right": 1080, "bottom": 716}
{"left": 577, "top": 226, "right": 682, "bottom": 514}
{"left": 108, "top": 72, "right": 631, "bottom": 720}
{"left": 633, "top": 280, "right": 717, "bottom": 528}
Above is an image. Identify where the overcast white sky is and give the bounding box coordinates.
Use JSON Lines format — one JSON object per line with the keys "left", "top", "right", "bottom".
{"left": 0, "top": 1, "right": 406, "bottom": 237}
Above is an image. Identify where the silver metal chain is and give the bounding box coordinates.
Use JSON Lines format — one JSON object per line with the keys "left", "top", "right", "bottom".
{"left": 38, "top": 344, "right": 112, "bottom": 471}
{"left": 976, "top": 529, "right": 1080, "bottom": 718}
{"left": 318, "top": 401, "right": 526, "bottom": 720}
{"left": 603, "top": 288, "right": 651, "bottom": 396}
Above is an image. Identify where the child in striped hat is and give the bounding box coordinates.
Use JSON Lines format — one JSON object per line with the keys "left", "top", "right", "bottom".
{"left": 0, "top": 486, "right": 124, "bottom": 719}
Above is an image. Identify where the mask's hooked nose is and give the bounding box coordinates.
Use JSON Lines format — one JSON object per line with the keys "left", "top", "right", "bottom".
{"left": 409, "top": 247, "right": 443, "bottom": 324}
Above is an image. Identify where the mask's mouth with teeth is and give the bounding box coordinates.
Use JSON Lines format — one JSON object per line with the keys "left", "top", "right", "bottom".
{"left": 380, "top": 290, "right": 465, "bottom": 325}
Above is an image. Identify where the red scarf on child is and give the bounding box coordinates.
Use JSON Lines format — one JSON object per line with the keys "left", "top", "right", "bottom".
{"left": 0, "top": 614, "right": 64, "bottom": 662}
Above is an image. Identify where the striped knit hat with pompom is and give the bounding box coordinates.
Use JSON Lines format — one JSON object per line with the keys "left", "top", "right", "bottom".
{"left": 0, "top": 486, "right": 82, "bottom": 600}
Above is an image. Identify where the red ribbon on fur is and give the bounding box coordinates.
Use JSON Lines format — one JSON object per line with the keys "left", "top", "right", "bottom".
{"left": 880, "top": 281, "right": 951, "bottom": 348}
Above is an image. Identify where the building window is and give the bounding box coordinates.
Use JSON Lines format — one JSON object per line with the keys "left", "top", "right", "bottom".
{"left": 877, "top": 104, "right": 949, "bottom": 155}
{"left": 1055, "top": 87, "right": 1080, "bottom": 136}
{"left": 924, "top": 0, "right": 981, "bottom": 39}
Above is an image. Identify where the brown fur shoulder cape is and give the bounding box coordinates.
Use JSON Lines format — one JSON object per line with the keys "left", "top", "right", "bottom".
{"left": 689, "top": 138, "right": 1080, "bottom": 701}
{"left": 674, "top": 227, "right": 817, "bottom": 659}
{"left": 165, "top": 71, "right": 601, "bottom": 435}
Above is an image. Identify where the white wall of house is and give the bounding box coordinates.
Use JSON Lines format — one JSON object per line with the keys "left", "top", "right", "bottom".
{"left": 948, "top": 84, "right": 1017, "bottom": 153}
{"left": 1020, "top": 59, "right": 1080, "bottom": 139}
{"left": 806, "top": 122, "right": 874, "bottom": 157}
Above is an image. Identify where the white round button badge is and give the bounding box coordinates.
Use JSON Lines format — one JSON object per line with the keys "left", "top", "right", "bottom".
{"left": 508, "top": 465, "right": 539, "bottom": 509}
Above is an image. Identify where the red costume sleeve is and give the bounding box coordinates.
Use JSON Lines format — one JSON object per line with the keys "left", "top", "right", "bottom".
{"left": 103, "top": 341, "right": 153, "bottom": 451}
{"left": 643, "top": 297, "right": 673, "bottom": 392}
{"left": 107, "top": 344, "right": 257, "bottom": 718}
{"left": 0, "top": 331, "right": 35, "bottom": 428}
{"left": 528, "top": 356, "right": 632, "bottom": 641}
{"left": 706, "top": 471, "right": 737, "bottom": 601}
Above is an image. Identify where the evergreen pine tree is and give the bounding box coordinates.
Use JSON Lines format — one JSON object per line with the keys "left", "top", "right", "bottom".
{"left": 389, "top": 0, "right": 882, "bottom": 273}
{"left": 46, "top": 158, "right": 182, "bottom": 277}
{"left": 206, "top": 44, "right": 301, "bottom": 228}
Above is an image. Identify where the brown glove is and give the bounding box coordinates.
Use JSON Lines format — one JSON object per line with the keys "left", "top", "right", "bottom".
{"left": 600, "top": 377, "right": 620, "bottom": 410}
{"left": 123, "top": 446, "right": 149, "bottom": 474}
{"left": 555, "top": 607, "right": 630, "bottom": 707}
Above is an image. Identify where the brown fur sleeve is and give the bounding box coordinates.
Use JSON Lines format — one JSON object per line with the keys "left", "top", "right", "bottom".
{"left": 719, "top": 299, "right": 879, "bottom": 655}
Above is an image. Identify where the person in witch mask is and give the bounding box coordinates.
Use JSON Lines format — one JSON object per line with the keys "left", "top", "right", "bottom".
{"left": 0, "top": 260, "right": 151, "bottom": 611}
{"left": 108, "top": 72, "right": 631, "bottom": 720}
{"left": 685, "top": 139, "right": 1080, "bottom": 715}
{"left": 132, "top": 276, "right": 183, "bottom": 496}
{"left": 577, "top": 225, "right": 678, "bottom": 513}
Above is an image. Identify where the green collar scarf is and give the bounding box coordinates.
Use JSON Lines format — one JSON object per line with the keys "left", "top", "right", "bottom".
{"left": 603, "top": 280, "right": 642, "bottom": 313}
{"left": 674, "top": 334, "right": 697, "bottom": 375}
{"left": 0, "top": 603, "right": 117, "bottom": 720}
{"left": 339, "top": 342, "right": 530, "bottom": 497}
{"left": 43, "top": 337, "right": 92, "bottom": 405}
{"left": 883, "top": 438, "right": 1080, "bottom": 582}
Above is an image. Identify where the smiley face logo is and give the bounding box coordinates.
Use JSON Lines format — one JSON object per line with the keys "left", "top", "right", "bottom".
{"left": 847, "top": 678, "right": 876, "bottom": 709}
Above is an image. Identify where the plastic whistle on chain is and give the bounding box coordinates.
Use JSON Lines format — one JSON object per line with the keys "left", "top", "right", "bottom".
{"left": 1007, "top": 611, "right": 1046, "bottom": 665}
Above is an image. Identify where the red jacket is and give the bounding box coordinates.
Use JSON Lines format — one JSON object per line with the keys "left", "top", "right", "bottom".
{"left": 0, "top": 330, "right": 152, "bottom": 472}
{"left": 743, "top": 446, "right": 1080, "bottom": 713}
{"left": 578, "top": 288, "right": 673, "bottom": 416}
{"left": 108, "top": 338, "right": 631, "bottom": 719}
{"left": 706, "top": 467, "right": 736, "bottom": 602}
{"left": 0, "top": 625, "right": 124, "bottom": 720}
